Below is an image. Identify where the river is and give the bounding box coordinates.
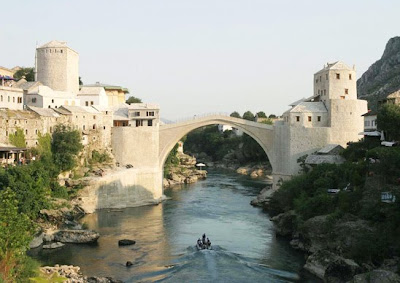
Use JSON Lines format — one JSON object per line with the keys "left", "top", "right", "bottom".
{"left": 31, "top": 169, "right": 320, "bottom": 282}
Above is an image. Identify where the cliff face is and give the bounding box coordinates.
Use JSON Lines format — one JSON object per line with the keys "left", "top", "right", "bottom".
{"left": 357, "top": 36, "right": 400, "bottom": 110}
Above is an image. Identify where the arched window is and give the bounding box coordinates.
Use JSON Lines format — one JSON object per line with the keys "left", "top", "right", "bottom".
{"left": 93, "top": 124, "right": 96, "bottom": 130}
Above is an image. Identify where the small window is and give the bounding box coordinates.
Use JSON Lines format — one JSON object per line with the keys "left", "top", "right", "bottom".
{"left": 83, "top": 125, "right": 85, "bottom": 130}
{"left": 32, "top": 97, "right": 37, "bottom": 103}
{"left": 318, "top": 116, "right": 321, "bottom": 122}
{"left": 308, "top": 116, "right": 312, "bottom": 122}
{"left": 336, "top": 73, "right": 340, "bottom": 79}
{"left": 8, "top": 96, "right": 10, "bottom": 102}
{"left": 91, "top": 101, "right": 94, "bottom": 105}
{"left": 318, "top": 90, "right": 320, "bottom": 95}
{"left": 319, "top": 75, "right": 321, "bottom": 81}
{"left": 85, "top": 101, "right": 89, "bottom": 106}
{"left": 6, "top": 131, "right": 8, "bottom": 136}
{"left": 349, "top": 74, "right": 352, "bottom": 80}
{"left": 324, "top": 89, "right": 326, "bottom": 95}
{"left": 52, "top": 99, "right": 54, "bottom": 103}
{"left": 345, "top": 89, "right": 349, "bottom": 94}
{"left": 135, "top": 111, "right": 140, "bottom": 117}
{"left": 93, "top": 115, "right": 96, "bottom": 120}
{"left": 296, "top": 116, "right": 300, "bottom": 122}
{"left": 340, "top": 96, "right": 345, "bottom": 100}
{"left": 103, "top": 126, "right": 106, "bottom": 130}
{"left": 0, "top": 95, "right": 2, "bottom": 102}
{"left": 25, "top": 129, "right": 28, "bottom": 135}
{"left": 105, "top": 111, "right": 108, "bottom": 115}
{"left": 326, "top": 74, "right": 328, "bottom": 80}
{"left": 61, "top": 50, "right": 63, "bottom": 53}
{"left": 93, "top": 124, "right": 96, "bottom": 130}
{"left": 148, "top": 120, "right": 153, "bottom": 126}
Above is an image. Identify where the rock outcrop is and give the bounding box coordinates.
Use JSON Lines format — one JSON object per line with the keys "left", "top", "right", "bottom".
{"left": 54, "top": 230, "right": 100, "bottom": 243}
{"left": 350, "top": 269, "right": 400, "bottom": 283}
{"left": 40, "top": 265, "right": 123, "bottom": 283}
{"left": 357, "top": 36, "right": 400, "bottom": 110}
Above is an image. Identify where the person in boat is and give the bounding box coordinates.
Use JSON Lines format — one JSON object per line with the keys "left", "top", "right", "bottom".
{"left": 202, "top": 233, "right": 206, "bottom": 245}
{"left": 207, "top": 238, "right": 211, "bottom": 248}
{"left": 197, "top": 238, "right": 203, "bottom": 248}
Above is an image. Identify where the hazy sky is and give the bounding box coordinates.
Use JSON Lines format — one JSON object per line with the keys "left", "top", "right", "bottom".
{"left": 2, "top": 0, "right": 399, "bottom": 119}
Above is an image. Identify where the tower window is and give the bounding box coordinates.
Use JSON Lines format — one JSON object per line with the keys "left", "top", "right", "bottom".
{"left": 296, "top": 116, "right": 300, "bottom": 122}
{"left": 61, "top": 50, "right": 63, "bottom": 53}
{"left": 336, "top": 73, "right": 340, "bottom": 79}
{"left": 326, "top": 74, "right": 328, "bottom": 80}
{"left": 308, "top": 116, "right": 312, "bottom": 122}
{"left": 345, "top": 89, "right": 349, "bottom": 94}
{"left": 324, "top": 89, "right": 326, "bottom": 95}
{"left": 349, "top": 74, "right": 352, "bottom": 80}
{"left": 318, "top": 116, "right": 321, "bottom": 122}
{"left": 85, "top": 101, "right": 89, "bottom": 106}
{"left": 148, "top": 120, "right": 153, "bottom": 126}
{"left": 52, "top": 99, "right": 54, "bottom": 103}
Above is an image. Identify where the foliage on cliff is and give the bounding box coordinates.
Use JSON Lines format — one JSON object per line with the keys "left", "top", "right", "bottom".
{"left": 357, "top": 36, "right": 400, "bottom": 110}
{"left": 184, "top": 125, "right": 268, "bottom": 164}
{"left": 270, "top": 138, "right": 400, "bottom": 263}
{"left": 0, "top": 126, "right": 84, "bottom": 281}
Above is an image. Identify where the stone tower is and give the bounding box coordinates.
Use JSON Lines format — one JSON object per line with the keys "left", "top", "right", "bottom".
{"left": 36, "top": 40, "right": 79, "bottom": 94}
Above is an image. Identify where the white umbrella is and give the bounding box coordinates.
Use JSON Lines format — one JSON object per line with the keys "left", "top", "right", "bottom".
{"left": 196, "top": 163, "right": 206, "bottom": 170}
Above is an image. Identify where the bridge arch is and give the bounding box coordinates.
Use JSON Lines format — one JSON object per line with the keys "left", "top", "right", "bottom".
{"left": 158, "top": 115, "right": 275, "bottom": 173}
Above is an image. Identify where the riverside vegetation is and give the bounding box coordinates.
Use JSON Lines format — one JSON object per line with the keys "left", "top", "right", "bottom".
{"left": 0, "top": 125, "right": 113, "bottom": 282}
{"left": 268, "top": 103, "right": 400, "bottom": 282}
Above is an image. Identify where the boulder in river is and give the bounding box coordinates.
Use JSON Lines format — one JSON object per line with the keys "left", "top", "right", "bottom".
{"left": 54, "top": 230, "right": 100, "bottom": 243}
{"left": 118, "top": 239, "right": 136, "bottom": 246}
{"left": 29, "top": 232, "right": 44, "bottom": 249}
{"left": 43, "top": 242, "right": 65, "bottom": 249}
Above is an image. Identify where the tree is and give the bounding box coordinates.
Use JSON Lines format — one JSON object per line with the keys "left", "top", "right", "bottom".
{"left": 51, "top": 125, "right": 83, "bottom": 172}
{"left": 377, "top": 104, "right": 400, "bottom": 141}
{"left": 79, "top": 76, "right": 83, "bottom": 86}
{"left": 230, "top": 111, "right": 241, "bottom": 118}
{"left": 269, "top": 114, "right": 277, "bottom": 118}
{"left": 9, "top": 128, "right": 26, "bottom": 148}
{"left": 256, "top": 111, "right": 267, "bottom": 118}
{"left": 13, "top": 68, "right": 34, "bottom": 82}
{"left": 0, "top": 189, "right": 34, "bottom": 282}
{"left": 243, "top": 111, "right": 255, "bottom": 121}
{"left": 126, "top": 96, "right": 142, "bottom": 104}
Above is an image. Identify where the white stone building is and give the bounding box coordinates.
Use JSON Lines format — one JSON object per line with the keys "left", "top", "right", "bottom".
{"left": 78, "top": 86, "right": 108, "bottom": 107}
{"left": 0, "top": 86, "right": 23, "bottom": 110}
{"left": 25, "top": 85, "right": 79, "bottom": 109}
{"left": 36, "top": 40, "right": 79, "bottom": 94}
{"left": 113, "top": 103, "right": 160, "bottom": 128}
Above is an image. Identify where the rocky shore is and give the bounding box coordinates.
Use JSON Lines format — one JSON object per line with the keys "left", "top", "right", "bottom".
{"left": 163, "top": 152, "right": 207, "bottom": 188}
{"left": 38, "top": 265, "right": 122, "bottom": 283}
{"left": 269, "top": 210, "right": 400, "bottom": 282}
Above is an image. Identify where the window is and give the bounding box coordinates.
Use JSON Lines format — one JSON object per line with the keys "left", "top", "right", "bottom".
{"left": 326, "top": 74, "right": 328, "bottom": 80}
{"left": 50, "top": 126, "right": 53, "bottom": 133}
{"left": 336, "top": 73, "right": 340, "bottom": 79}
{"left": 340, "top": 96, "right": 345, "bottom": 100}
{"left": 93, "top": 115, "right": 96, "bottom": 119}
{"left": 93, "top": 124, "right": 96, "bottom": 130}
{"left": 324, "top": 89, "right": 326, "bottom": 96}
{"left": 308, "top": 116, "right": 312, "bottom": 122}
{"left": 25, "top": 129, "right": 28, "bottom": 135}
{"left": 318, "top": 116, "right": 321, "bottom": 122}
{"left": 8, "top": 96, "right": 10, "bottom": 102}
{"left": 51, "top": 99, "right": 54, "bottom": 103}
{"left": 134, "top": 111, "right": 140, "bottom": 117}
{"left": 319, "top": 76, "right": 322, "bottom": 81}
{"left": 136, "top": 120, "right": 143, "bottom": 127}
{"left": 32, "top": 97, "right": 37, "bottom": 103}
{"left": 103, "top": 126, "right": 106, "bottom": 130}
{"left": 106, "top": 111, "right": 108, "bottom": 115}
{"left": 345, "top": 88, "right": 349, "bottom": 94}
{"left": 148, "top": 120, "right": 153, "bottom": 126}
{"left": 1, "top": 95, "right": 2, "bottom": 101}
{"left": 35, "top": 129, "right": 38, "bottom": 134}
{"left": 18, "top": 97, "right": 22, "bottom": 103}
{"left": 85, "top": 101, "right": 89, "bottom": 106}
{"left": 6, "top": 131, "right": 8, "bottom": 136}
{"left": 91, "top": 101, "right": 94, "bottom": 105}
{"left": 61, "top": 50, "right": 63, "bottom": 53}
{"left": 349, "top": 74, "right": 352, "bottom": 80}
{"left": 83, "top": 125, "right": 85, "bottom": 130}
{"left": 296, "top": 116, "right": 300, "bottom": 122}
{"left": 318, "top": 90, "right": 320, "bottom": 95}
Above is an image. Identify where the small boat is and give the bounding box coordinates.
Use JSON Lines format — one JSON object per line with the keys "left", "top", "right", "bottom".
{"left": 196, "top": 234, "right": 212, "bottom": 250}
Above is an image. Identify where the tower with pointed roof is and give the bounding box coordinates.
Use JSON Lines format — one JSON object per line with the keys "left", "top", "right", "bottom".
{"left": 36, "top": 40, "right": 79, "bottom": 94}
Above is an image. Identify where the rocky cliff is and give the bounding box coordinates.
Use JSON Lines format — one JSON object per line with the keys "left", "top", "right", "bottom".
{"left": 357, "top": 36, "right": 400, "bottom": 110}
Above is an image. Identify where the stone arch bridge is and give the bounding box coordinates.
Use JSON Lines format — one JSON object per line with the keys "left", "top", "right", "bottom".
{"left": 159, "top": 115, "right": 275, "bottom": 171}
{"left": 110, "top": 114, "right": 308, "bottom": 206}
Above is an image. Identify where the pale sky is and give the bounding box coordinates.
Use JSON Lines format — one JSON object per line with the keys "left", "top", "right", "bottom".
{"left": 1, "top": 0, "right": 399, "bottom": 120}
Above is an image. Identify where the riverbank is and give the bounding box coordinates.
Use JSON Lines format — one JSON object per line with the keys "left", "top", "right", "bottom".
{"left": 163, "top": 152, "right": 207, "bottom": 188}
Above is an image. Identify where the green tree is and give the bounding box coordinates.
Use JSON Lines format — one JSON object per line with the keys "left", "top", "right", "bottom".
{"left": 230, "top": 111, "right": 241, "bottom": 118}
{"left": 268, "top": 114, "right": 277, "bottom": 118}
{"left": 126, "top": 96, "right": 142, "bottom": 104}
{"left": 51, "top": 125, "right": 83, "bottom": 172}
{"left": 13, "top": 67, "right": 34, "bottom": 82}
{"left": 0, "top": 188, "right": 34, "bottom": 282}
{"left": 37, "top": 132, "right": 52, "bottom": 156}
{"left": 9, "top": 128, "right": 26, "bottom": 148}
{"left": 256, "top": 111, "right": 267, "bottom": 118}
{"left": 243, "top": 111, "right": 255, "bottom": 121}
{"left": 79, "top": 76, "right": 83, "bottom": 86}
{"left": 377, "top": 104, "right": 400, "bottom": 140}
